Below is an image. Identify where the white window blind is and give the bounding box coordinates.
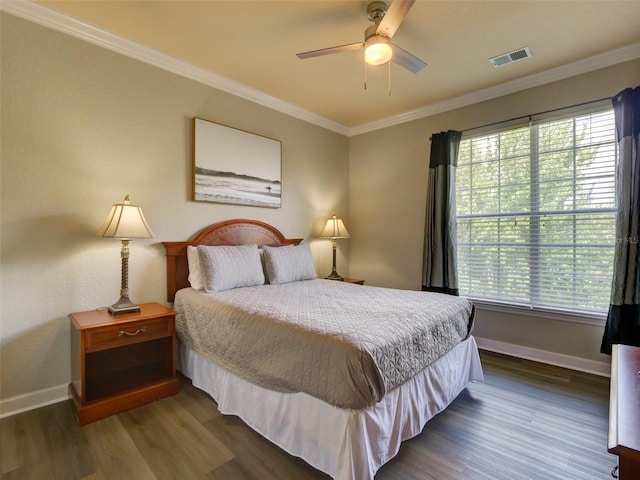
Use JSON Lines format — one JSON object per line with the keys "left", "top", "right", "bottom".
{"left": 456, "top": 108, "right": 617, "bottom": 315}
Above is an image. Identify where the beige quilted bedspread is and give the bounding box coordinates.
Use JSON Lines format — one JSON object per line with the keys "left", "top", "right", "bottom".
{"left": 175, "top": 279, "right": 474, "bottom": 409}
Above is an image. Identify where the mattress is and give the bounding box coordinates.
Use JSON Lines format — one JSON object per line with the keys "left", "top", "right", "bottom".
{"left": 175, "top": 279, "right": 474, "bottom": 409}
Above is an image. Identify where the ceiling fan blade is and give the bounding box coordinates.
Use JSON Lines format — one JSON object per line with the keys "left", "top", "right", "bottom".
{"left": 296, "top": 42, "right": 363, "bottom": 59}
{"left": 392, "top": 43, "right": 427, "bottom": 73}
{"left": 376, "top": 0, "right": 415, "bottom": 38}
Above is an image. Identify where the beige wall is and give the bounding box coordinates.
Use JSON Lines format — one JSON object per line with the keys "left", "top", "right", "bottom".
{"left": 349, "top": 59, "right": 640, "bottom": 366}
{"left": 0, "top": 13, "right": 349, "bottom": 403}
{"left": 2, "top": 10, "right": 638, "bottom": 408}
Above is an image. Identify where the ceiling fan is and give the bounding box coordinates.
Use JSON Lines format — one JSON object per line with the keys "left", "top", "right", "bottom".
{"left": 296, "top": 0, "right": 426, "bottom": 74}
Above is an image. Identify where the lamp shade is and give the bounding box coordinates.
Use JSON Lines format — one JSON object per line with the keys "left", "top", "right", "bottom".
{"left": 96, "top": 195, "right": 154, "bottom": 239}
{"left": 319, "top": 215, "right": 350, "bottom": 239}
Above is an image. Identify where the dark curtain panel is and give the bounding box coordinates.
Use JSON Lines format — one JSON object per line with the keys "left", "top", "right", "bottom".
{"left": 601, "top": 86, "right": 640, "bottom": 354}
{"left": 422, "top": 130, "right": 462, "bottom": 295}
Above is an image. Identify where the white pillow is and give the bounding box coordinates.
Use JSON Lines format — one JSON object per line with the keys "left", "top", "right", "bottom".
{"left": 197, "top": 244, "right": 265, "bottom": 293}
{"left": 262, "top": 243, "right": 317, "bottom": 285}
{"left": 187, "top": 246, "right": 205, "bottom": 291}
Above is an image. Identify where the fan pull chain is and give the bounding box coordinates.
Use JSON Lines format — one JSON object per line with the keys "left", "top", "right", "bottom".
{"left": 363, "top": 61, "right": 392, "bottom": 94}
{"left": 364, "top": 61, "right": 367, "bottom": 90}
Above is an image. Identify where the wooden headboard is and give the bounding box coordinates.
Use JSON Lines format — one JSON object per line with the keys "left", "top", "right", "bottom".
{"left": 162, "top": 219, "right": 303, "bottom": 302}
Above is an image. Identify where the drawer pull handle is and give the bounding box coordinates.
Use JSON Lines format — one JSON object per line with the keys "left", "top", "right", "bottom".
{"left": 118, "top": 327, "right": 147, "bottom": 337}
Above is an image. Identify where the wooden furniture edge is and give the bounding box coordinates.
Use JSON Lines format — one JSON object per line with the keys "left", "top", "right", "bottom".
{"left": 162, "top": 219, "right": 303, "bottom": 302}
{"left": 69, "top": 378, "right": 180, "bottom": 426}
{"left": 68, "top": 302, "right": 177, "bottom": 329}
{"left": 608, "top": 344, "right": 640, "bottom": 479}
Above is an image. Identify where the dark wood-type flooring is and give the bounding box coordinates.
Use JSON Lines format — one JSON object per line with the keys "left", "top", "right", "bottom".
{"left": 1, "top": 351, "right": 616, "bottom": 479}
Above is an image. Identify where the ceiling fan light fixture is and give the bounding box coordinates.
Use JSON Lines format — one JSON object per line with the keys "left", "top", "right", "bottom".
{"left": 364, "top": 34, "right": 392, "bottom": 65}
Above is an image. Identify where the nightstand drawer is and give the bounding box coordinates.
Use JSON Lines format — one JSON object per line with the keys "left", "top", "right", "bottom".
{"left": 85, "top": 317, "right": 173, "bottom": 352}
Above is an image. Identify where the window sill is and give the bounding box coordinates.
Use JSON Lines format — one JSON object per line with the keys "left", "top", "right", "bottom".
{"left": 466, "top": 297, "right": 607, "bottom": 327}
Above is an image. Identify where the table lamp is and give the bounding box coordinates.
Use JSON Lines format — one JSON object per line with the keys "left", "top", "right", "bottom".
{"left": 319, "top": 214, "right": 350, "bottom": 280}
{"left": 96, "top": 195, "right": 154, "bottom": 315}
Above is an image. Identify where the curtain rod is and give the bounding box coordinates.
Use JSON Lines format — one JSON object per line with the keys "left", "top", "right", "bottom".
{"left": 429, "top": 95, "right": 613, "bottom": 140}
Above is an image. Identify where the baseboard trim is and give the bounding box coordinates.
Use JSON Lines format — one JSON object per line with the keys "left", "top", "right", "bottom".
{"left": 475, "top": 337, "right": 611, "bottom": 377}
{"left": 0, "top": 339, "right": 611, "bottom": 418}
{"left": 0, "top": 384, "right": 69, "bottom": 419}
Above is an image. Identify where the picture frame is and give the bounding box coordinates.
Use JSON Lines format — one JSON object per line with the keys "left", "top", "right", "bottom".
{"left": 192, "top": 117, "right": 282, "bottom": 208}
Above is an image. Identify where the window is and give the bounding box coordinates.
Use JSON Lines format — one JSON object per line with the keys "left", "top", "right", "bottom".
{"left": 456, "top": 109, "right": 617, "bottom": 316}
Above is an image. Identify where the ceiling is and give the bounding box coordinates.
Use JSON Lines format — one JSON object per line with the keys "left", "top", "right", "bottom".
{"left": 30, "top": 1, "right": 640, "bottom": 131}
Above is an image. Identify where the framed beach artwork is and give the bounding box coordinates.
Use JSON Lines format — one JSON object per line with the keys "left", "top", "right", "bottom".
{"left": 192, "top": 117, "right": 282, "bottom": 208}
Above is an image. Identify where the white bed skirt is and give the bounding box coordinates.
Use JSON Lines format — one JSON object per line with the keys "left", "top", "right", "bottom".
{"left": 179, "top": 336, "right": 483, "bottom": 480}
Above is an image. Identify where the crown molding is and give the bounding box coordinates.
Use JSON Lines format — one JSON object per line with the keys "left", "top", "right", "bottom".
{"left": 3, "top": 1, "right": 639, "bottom": 138}
{"left": 0, "top": 1, "right": 350, "bottom": 136}
{"left": 348, "top": 41, "right": 640, "bottom": 136}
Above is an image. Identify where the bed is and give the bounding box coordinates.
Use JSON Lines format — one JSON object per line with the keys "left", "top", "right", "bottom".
{"left": 163, "top": 219, "right": 483, "bottom": 480}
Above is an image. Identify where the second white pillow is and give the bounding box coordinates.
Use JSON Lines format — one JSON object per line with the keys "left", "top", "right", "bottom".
{"left": 262, "top": 243, "right": 317, "bottom": 285}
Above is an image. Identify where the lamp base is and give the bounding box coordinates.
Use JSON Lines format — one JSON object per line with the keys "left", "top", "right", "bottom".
{"left": 325, "top": 271, "right": 344, "bottom": 281}
{"left": 108, "top": 296, "right": 141, "bottom": 315}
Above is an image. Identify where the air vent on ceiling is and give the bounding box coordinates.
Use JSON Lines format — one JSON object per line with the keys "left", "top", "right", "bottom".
{"left": 489, "top": 47, "right": 533, "bottom": 68}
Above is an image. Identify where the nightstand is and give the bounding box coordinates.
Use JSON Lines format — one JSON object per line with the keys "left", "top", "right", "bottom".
{"left": 68, "top": 302, "right": 179, "bottom": 425}
{"left": 342, "top": 278, "right": 365, "bottom": 285}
